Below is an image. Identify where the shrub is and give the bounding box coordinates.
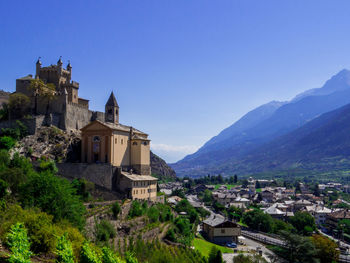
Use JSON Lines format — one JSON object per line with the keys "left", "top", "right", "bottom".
{"left": 0, "top": 136, "right": 16, "bottom": 150}
{"left": 128, "top": 201, "right": 145, "bottom": 218}
{"left": 8, "top": 93, "right": 30, "bottom": 119}
{"left": 0, "top": 179, "right": 8, "bottom": 199}
{"left": 0, "top": 149, "right": 10, "bottom": 166}
{"left": 7, "top": 222, "right": 32, "bottom": 263}
{"left": 71, "top": 178, "right": 94, "bottom": 202}
{"left": 147, "top": 206, "right": 159, "bottom": 223}
{"left": 19, "top": 171, "right": 86, "bottom": 229}
{"left": 95, "top": 219, "right": 116, "bottom": 242}
{"left": 80, "top": 242, "right": 102, "bottom": 263}
{"left": 242, "top": 209, "right": 274, "bottom": 233}
{"left": 0, "top": 167, "right": 27, "bottom": 194}
{"left": 102, "top": 247, "right": 122, "bottom": 263}
{"left": 112, "top": 202, "right": 121, "bottom": 219}
{"left": 38, "top": 159, "right": 58, "bottom": 174}
{"left": 56, "top": 233, "right": 75, "bottom": 263}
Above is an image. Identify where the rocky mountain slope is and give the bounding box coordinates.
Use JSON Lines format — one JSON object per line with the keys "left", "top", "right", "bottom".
{"left": 228, "top": 102, "right": 350, "bottom": 174}
{"left": 173, "top": 69, "right": 350, "bottom": 177}
{"left": 150, "top": 151, "right": 176, "bottom": 179}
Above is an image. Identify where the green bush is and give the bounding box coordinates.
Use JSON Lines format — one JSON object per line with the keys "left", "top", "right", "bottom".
{"left": 19, "top": 171, "right": 86, "bottom": 229}
{"left": 56, "top": 233, "right": 75, "bottom": 263}
{"left": 0, "top": 179, "right": 8, "bottom": 199}
{"left": 72, "top": 178, "right": 94, "bottom": 202}
{"left": 95, "top": 219, "right": 116, "bottom": 242}
{"left": 80, "top": 242, "right": 102, "bottom": 263}
{"left": 102, "top": 247, "right": 122, "bottom": 263}
{"left": 242, "top": 209, "right": 274, "bottom": 233}
{"left": 39, "top": 159, "right": 58, "bottom": 174}
{"left": 0, "top": 167, "right": 27, "bottom": 194}
{"left": 147, "top": 206, "right": 159, "bottom": 223}
{"left": 0, "top": 149, "right": 10, "bottom": 166}
{"left": 128, "top": 201, "right": 146, "bottom": 218}
{"left": 0, "top": 136, "right": 16, "bottom": 150}
{"left": 7, "top": 222, "right": 32, "bottom": 263}
{"left": 0, "top": 204, "right": 84, "bottom": 256}
{"left": 112, "top": 202, "right": 121, "bottom": 219}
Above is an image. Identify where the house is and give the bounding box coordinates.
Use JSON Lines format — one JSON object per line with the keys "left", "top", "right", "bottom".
{"left": 293, "top": 199, "right": 313, "bottom": 211}
{"left": 261, "top": 190, "right": 274, "bottom": 203}
{"left": 326, "top": 209, "right": 350, "bottom": 231}
{"left": 202, "top": 216, "right": 241, "bottom": 244}
{"left": 230, "top": 197, "right": 250, "bottom": 208}
{"left": 306, "top": 205, "right": 332, "bottom": 226}
{"left": 264, "top": 204, "right": 294, "bottom": 219}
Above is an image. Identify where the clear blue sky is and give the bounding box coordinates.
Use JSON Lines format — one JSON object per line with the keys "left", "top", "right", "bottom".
{"left": 1, "top": 0, "right": 350, "bottom": 162}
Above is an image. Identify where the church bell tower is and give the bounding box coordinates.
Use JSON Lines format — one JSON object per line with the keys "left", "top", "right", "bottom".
{"left": 105, "top": 92, "right": 119, "bottom": 124}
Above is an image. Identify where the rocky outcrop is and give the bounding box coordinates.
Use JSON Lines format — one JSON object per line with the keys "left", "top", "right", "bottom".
{"left": 150, "top": 151, "right": 176, "bottom": 179}
{"left": 13, "top": 126, "right": 81, "bottom": 162}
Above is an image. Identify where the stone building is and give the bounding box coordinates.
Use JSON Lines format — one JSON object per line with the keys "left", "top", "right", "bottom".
{"left": 202, "top": 216, "right": 241, "bottom": 244}
{"left": 15, "top": 57, "right": 105, "bottom": 130}
{"left": 80, "top": 92, "right": 157, "bottom": 201}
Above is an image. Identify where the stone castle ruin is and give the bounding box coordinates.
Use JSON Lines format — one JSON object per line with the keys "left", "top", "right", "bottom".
{"left": 16, "top": 57, "right": 105, "bottom": 130}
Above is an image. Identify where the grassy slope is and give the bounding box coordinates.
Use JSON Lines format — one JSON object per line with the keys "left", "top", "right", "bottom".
{"left": 193, "top": 238, "right": 233, "bottom": 258}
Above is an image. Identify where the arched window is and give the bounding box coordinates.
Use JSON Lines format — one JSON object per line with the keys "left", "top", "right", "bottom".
{"left": 133, "top": 142, "right": 138, "bottom": 145}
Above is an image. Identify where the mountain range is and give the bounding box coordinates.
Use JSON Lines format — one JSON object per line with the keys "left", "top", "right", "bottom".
{"left": 172, "top": 69, "right": 350, "bottom": 177}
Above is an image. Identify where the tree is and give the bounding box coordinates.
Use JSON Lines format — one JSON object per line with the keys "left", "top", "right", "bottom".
{"left": 280, "top": 231, "right": 317, "bottom": 263}
{"left": 112, "top": 201, "right": 121, "bottom": 219}
{"left": 234, "top": 174, "right": 238, "bottom": 184}
{"left": 311, "top": 234, "right": 339, "bottom": 263}
{"left": 0, "top": 136, "right": 16, "bottom": 150}
{"left": 337, "top": 219, "right": 350, "bottom": 235}
{"left": 208, "top": 246, "right": 223, "bottom": 263}
{"left": 8, "top": 93, "right": 30, "bottom": 119}
{"left": 0, "top": 102, "right": 9, "bottom": 120}
{"left": 242, "top": 209, "right": 274, "bottom": 233}
{"left": 289, "top": 212, "right": 316, "bottom": 235}
{"left": 255, "top": 180, "right": 261, "bottom": 189}
{"left": 28, "top": 79, "right": 56, "bottom": 114}
{"left": 19, "top": 171, "right": 86, "bottom": 229}
{"left": 313, "top": 183, "right": 320, "bottom": 197}
{"left": 7, "top": 222, "right": 32, "bottom": 263}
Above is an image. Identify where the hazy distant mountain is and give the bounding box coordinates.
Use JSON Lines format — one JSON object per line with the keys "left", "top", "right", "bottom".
{"left": 230, "top": 102, "right": 350, "bottom": 174}
{"left": 172, "top": 69, "right": 350, "bottom": 177}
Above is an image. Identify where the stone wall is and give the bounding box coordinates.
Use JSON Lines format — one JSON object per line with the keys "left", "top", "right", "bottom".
{"left": 57, "top": 163, "right": 119, "bottom": 191}
{"left": 63, "top": 104, "right": 105, "bottom": 131}
{"left": 0, "top": 115, "right": 45, "bottom": 135}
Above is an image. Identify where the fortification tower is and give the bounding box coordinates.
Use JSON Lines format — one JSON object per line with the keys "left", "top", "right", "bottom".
{"left": 105, "top": 92, "right": 119, "bottom": 124}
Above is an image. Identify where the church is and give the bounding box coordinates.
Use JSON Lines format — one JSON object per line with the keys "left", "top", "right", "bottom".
{"left": 80, "top": 92, "right": 158, "bottom": 201}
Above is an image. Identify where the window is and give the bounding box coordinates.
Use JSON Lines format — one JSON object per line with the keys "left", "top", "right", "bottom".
{"left": 143, "top": 141, "right": 148, "bottom": 146}
{"left": 108, "top": 109, "right": 112, "bottom": 114}
{"left": 121, "top": 139, "right": 124, "bottom": 144}
{"left": 93, "top": 136, "right": 100, "bottom": 142}
{"left": 115, "top": 138, "right": 117, "bottom": 144}
{"left": 221, "top": 229, "right": 225, "bottom": 234}
{"left": 133, "top": 142, "right": 138, "bottom": 145}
